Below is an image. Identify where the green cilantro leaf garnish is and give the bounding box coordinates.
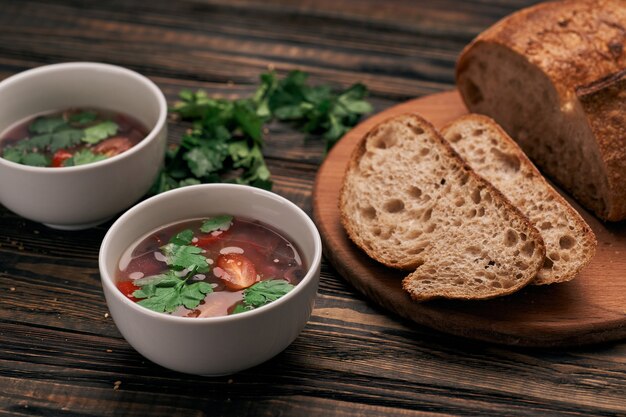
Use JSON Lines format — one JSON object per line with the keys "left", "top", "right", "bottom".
{"left": 150, "top": 70, "right": 371, "bottom": 195}
{"left": 20, "top": 152, "right": 50, "bottom": 167}
{"left": 133, "top": 269, "right": 213, "bottom": 313}
{"left": 2, "top": 147, "right": 23, "bottom": 163}
{"left": 63, "top": 149, "right": 107, "bottom": 167}
{"left": 24, "top": 133, "right": 54, "bottom": 150}
{"left": 133, "top": 271, "right": 182, "bottom": 298}
{"left": 233, "top": 279, "right": 294, "bottom": 314}
{"left": 243, "top": 279, "right": 294, "bottom": 308}
{"left": 200, "top": 215, "right": 233, "bottom": 233}
{"left": 136, "top": 286, "right": 181, "bottom": 313}
{"left": 161, "top": 242, "right": 209, "bottom": 272}
{"left": 230, "top": 304, "right": 249, "bottom": 315}
{"left": 181, "top": 281, "right": 213, "bottom": 309}
{"left": 169, "top": 229, "right": 194, "bottom": 246}
{"left": 28, "top": 116, "right": 67, "bottom": 134}
{"left": 48, "top": 129, "right": 84, "bottom": 152}
{"left": 82, "top": 120, "right": 118, "bottom": 144}
{"left": 2, "top": 146, "right": 26, "bottom": 164}
{"left": 69, "top": 111, "right": 97, "bottom": 125}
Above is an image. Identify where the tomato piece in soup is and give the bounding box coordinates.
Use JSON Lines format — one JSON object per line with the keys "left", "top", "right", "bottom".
{"left": 51, "top": 149, "right": 73, "bottom": 167}
{"left": 215, "top": 253, "right": 257, "bottom": 290}
{"left": 93, "top": 136, "right": 133, "bottom": 157}
{"left": 117, "top": 281, "right": 140, "bottom": 302}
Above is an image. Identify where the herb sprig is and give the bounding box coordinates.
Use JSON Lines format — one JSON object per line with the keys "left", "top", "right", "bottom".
{"left": 132, "top": 225, "right": 213, "bottom": 313}
{"left": 133, "top": 269, "right": 213, "bottom": 313}
{"left": 256, "top": 70, "right": 372, "bottom": 151}
{"left": 151, "top": 70, "right": 372, "bottom": 194}
{"left": 232, "top": 279, "right": 295, "bottom": 314}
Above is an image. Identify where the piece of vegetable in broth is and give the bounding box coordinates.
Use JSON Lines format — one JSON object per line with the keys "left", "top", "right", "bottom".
{"left": 215, "top": 253, "right": 258, "bottom": 291}
{"left": 151, "top": 70, "right": 372, "bottom": 195}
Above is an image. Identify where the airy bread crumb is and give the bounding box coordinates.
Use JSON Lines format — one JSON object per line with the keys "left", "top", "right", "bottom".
{"left": 443, "top": 114, "right": 597, "bottom": 285}
{"left": 340, "top": 113, "right": 545, "bottom": 301}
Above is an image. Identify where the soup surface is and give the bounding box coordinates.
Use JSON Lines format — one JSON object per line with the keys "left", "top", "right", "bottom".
{"left": 116, "top": 215, "right": 306, "bottom": 318}
{"left": 0, "top": 108, "right": 148, "bottom": 167}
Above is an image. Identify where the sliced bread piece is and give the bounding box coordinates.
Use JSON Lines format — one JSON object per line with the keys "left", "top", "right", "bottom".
{"left": 339, "top": 113, "right": 546, "bottom": 301}
{"left": 442, "top": 114, "right": 597, "bottom": 285}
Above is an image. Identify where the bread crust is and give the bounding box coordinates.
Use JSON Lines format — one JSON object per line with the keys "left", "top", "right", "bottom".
{"left": 459, "top": 0, "right": 626, "bottom": 97}
{"left": 456, "top": 0, "right": 626, "bottom": 221}
{"left": 578, "top": 70, "right": 626, "bottom": 220}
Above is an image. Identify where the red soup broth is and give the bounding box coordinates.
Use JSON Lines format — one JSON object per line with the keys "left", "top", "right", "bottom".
{"left": 116, "top": 215, "right": 307, "bottom": 318}
{"left": 0, "top": 107, "right": 148, "bottom": 167}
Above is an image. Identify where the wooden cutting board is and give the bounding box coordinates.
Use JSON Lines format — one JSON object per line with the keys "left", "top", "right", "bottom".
{"left": 312, "top": 90, "right": 626, "bottom": 347}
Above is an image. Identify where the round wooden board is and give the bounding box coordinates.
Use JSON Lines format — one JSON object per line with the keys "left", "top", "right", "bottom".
{"left": 312, "top": 90, "right": 626, "bottom": 347}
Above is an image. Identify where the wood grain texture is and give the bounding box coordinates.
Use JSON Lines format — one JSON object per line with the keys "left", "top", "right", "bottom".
{"left": 313, "top": 90, "right": 626, "bottom": 347}
{"left": 1, "top": 0, "right": 625, "bottom": 416}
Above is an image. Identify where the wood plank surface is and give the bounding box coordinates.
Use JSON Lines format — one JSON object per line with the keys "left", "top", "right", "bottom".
{"left": 1, "top": 1, "right": 625, "bottom": 416}
{"left": 313, "top": 90, "right": 626, "bottom": 346}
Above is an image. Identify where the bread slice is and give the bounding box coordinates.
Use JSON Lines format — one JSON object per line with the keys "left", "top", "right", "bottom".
{"left": 456, "top": 0, "right": 626, "bottom": 220}
{"left": 339, "top": 113, "right": 546, "bottom": 301}
{"left": 442, "top": 114, "right": 597, "bottom": 285}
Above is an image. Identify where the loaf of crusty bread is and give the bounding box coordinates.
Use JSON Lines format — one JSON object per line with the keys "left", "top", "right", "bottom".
{"left": 339, "top": 113, "right": 546, "bottom": 301}
{"left": 443, "top": 114, "right": 597, "bottom": 285}
{"left": 456, "top": 0, "right": 626, "bottom": 221}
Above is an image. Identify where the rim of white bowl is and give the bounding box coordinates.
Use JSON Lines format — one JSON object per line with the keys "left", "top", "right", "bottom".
{"left": 0, "top": 62, "right": 167, "bottom": 173}
{"left": 99, "top": 183, "right": 323, "bottom": 324}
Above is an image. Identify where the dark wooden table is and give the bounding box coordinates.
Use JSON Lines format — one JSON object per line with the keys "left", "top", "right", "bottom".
{"left": 1, "top": 1, "right": 625, "bottom": 416}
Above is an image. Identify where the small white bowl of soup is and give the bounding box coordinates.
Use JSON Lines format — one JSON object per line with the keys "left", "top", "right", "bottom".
{"left": 0, "top": 62, "right": 167, "bottom": 229}
{"left": 99, "top": 183, "right": 322, "bottom": 376}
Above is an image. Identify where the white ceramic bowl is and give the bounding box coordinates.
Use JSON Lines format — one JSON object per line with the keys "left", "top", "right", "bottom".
{"left": 99, "top": 184, "right": 322, "bottom": 376}
{"left": 0, "top": 62, "right": 167, "bottom": 230}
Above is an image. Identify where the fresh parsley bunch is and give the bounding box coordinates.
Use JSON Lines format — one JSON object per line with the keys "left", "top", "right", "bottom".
{"left": 151, "top": 92, "right": 271, "bottom": 194}
{"left": 151, "top": 70, "right": 372, "bottom": 195}
{"left": 256, "top": 70, "right": 373, "bottom": 151}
